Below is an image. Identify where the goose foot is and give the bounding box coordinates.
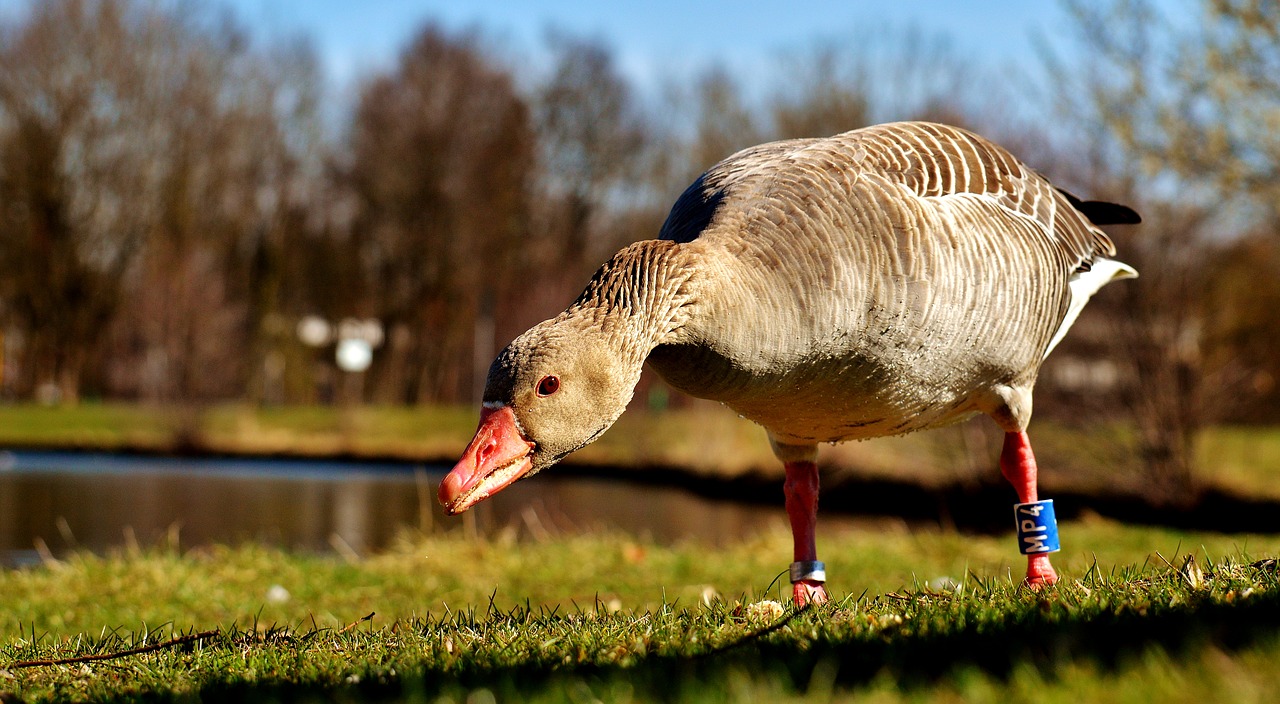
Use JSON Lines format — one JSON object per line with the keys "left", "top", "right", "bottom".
{"left": 793, "top": 579, "right": 829, "bottom": 606}
{"left": 1023, "top": 553, "right": 1059, "bottom": 589}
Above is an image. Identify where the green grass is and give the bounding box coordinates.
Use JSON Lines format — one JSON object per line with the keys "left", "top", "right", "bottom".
{"left": 3, "top": 520, "right": 1279, "bottom": 702}
{"left": 1197, "top": 425, "right": 1280, "bottom": 498}
{"left": 0, "top": 404, "right": 180, "bottom": 450}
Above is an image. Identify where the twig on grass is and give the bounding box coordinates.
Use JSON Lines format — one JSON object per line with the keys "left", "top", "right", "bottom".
{"left": 338, "top": 612, "right": 376, "bottom": 634}
{"left": 7, "top": 629, "right": 220, "bottom": 670}
{"left": 698, "top": 604, "right": 813, "bottom": 659}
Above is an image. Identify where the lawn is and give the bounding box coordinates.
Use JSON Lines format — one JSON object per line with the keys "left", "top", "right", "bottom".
{"left": 3, "top": 519, "right": 1278, "bottom": 702}
{"left": 3, "top": 403, "right": 1278, "bottom": 700}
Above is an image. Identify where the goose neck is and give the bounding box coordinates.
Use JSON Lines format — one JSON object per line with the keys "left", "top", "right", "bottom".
{"left": 567, "top": 239, "right": 696, "bottom": 362}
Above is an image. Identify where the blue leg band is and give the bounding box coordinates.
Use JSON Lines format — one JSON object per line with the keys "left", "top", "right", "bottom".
{"left": 1014, "top": 500, "right": 1060, "bottom": 555}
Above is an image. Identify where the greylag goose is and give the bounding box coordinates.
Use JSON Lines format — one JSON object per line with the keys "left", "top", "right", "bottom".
{"left": 439, "top": 121, "right": 1138, "bottom": 605}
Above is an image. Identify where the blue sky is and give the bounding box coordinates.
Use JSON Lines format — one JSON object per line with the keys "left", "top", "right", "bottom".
{"left": 224, "top": 1, "right": 1090, "bottom": 93}
{"left": 0, "top": 0, "right": 1197, "bottom": 115}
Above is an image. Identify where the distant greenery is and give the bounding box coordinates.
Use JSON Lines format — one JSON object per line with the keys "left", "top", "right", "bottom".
{"left": 1, "top": 403, "right": 1278, "bottom": 499}
{"left": 1197, "top": 425, "right": 1280, "bottom": 499}
{"left": 2, "top": 521, "right": 1279, "bottom": 702}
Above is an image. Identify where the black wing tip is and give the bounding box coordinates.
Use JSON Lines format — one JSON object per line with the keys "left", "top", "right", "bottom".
{"left": 1079, "top": 200, "right": 1142, "bottom": 225}
{"left": 1057, "top": 188, "right": 1142, "bottom": 225}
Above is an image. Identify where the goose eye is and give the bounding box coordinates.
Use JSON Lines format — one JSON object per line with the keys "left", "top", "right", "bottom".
{"left": 536, "top": 375, "right": 560, "bottom": 397}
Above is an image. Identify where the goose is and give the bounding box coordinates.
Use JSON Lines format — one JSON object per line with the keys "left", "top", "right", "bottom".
{"left": 438, "top": 121, "right": 1138, "bottom": 605}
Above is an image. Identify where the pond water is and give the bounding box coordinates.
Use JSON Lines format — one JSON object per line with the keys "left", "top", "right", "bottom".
{"left": 0, "top": 451, "right": 849, "bottom": 567}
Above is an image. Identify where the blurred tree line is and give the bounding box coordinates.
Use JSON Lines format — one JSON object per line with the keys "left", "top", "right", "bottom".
{"left": 0, "top": 0, "right": 1277, "bottom": 494}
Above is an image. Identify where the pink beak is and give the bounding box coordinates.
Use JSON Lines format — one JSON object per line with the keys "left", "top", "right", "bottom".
{"left": 438, "top": 405, "right": 535, "bottom": 515}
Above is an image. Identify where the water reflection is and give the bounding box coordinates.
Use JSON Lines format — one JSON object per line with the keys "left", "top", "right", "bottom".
{"left": 0, "top": 451, "right": 818, "bottom": 567}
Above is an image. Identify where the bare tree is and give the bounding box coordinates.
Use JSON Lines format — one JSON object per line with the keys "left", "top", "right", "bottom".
{"left": 642, "top": 65, "right": 763, "bottom": 235}
{"left": 1050, "top": 0, "right": 1280, "bottom": 216}
{"left": 0, "top": 0, "right": 151, "bottom": 402}
{"left": 1104, "top": 205, "right": 1210, "bottom": 502}
{"left": 127, "top": 27, "right": 326, "bottom": 404}
{"left": 534, "top": 32, "right": 649, "bottom": 273}
{"left": 688, "top": 66, "right": 764, "bottom": 173}
{"left": 1130, "top": 0, "right": 1280, "bottom": 217}
{"left": 1199, "top": 234, "right": 1280, "bottom": 423}
{"left": 1040, "top": 0, "right": 1280, "bottom": 501}
{"left": 768, "top": 46, "right": 872, "bottom": 140}
{"left": 0, "top": 0, "right": 328, "bottom": 405}
{"left": 346, "top": 25, "right": 535, "bottom": 404}
{"left": 764, "top": 29, "right": 992, "bottom": 142}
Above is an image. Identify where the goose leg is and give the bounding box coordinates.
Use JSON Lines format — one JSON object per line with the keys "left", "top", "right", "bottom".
{"left": 784, "top": 460, "right": 829, "bottom": 605}
{"left": 999, "top": 430, "right": 1059, "bottom": 587}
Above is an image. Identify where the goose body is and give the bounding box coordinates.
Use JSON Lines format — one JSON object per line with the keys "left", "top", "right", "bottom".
{"left": 440, "top": 121, "right": 1137, "bottom": 604}
{"left": 650, "top": 122, "right": 1133, "bottom": 447}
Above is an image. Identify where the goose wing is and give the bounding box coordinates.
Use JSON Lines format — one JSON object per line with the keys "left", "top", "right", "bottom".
{"left": 661, "top": 122, "right": 1135, "bottom": 273}
{"left": 853, "top": 121, "right": 1128, "bottom": 273}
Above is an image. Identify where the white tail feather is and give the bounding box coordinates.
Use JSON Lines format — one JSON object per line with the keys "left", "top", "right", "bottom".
{"left": 1043, "top": 257, "right": 1138, "bottom": 359}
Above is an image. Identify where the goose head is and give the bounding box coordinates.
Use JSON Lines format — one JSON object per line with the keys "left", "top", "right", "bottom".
{"left": 437, "top": 316, "right": 641, "bottom": 515}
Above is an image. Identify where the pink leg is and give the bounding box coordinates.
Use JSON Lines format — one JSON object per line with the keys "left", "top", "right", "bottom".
{"left": 1000, "top": 431, "right": 1059, "bottom": 587}
{"left": 784, "top": 460, "right": 829, "bottom": 606}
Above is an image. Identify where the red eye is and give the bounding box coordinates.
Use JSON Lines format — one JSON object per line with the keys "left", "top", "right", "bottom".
{"left": 536, "top": 375, "right": 560, "bottom": 397}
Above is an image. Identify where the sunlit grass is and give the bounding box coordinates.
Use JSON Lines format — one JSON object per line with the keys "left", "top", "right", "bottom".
{"left": 1, "top": 520, "right": 1278, "bottom": 702}
{"left": 6, "top": 518, "right": 1273, "bottom": 639}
